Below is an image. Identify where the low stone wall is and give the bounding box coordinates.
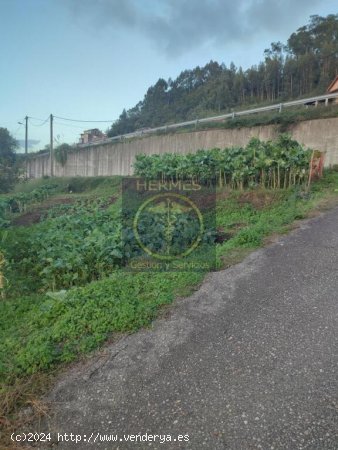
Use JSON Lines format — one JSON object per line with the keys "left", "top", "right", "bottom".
{"left": 27, "top": 117, "right": 338, "bottom": 178}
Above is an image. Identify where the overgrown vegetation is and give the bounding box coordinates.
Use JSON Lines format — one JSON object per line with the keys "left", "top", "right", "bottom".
{"left": 195, "top": 104, "right": 338, "bottom": 133}
{"left": 1, "top": 174, "right": 338, "bottom": 377}
{"left": 54, "top": 143, "right": 73, "bottom": 167}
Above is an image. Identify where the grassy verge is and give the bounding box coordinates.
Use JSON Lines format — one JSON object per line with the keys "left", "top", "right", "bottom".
{"left": 1, "top": 172, "right": 338, "bottom": 446}
{"left": 198, "top": 104, "right": 338, "bottom": 132}
{"left": 130, "top": 104, "right": 338, "bottom": 139}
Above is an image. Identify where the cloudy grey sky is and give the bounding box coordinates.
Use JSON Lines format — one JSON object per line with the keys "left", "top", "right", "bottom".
{"left": 1, "top": 0, "right": 336, "bottom": 150}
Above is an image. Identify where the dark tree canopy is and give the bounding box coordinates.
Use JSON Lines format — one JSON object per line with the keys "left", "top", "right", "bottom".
{"left": 0, "top": 127, "right": 18, "bottom": 192}
{"left": 107, "top": 14, "right": 338, "bottom": 137}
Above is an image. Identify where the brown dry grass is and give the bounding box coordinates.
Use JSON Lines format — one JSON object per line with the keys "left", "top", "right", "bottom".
{"left": 237, "top": 190, "right": 281, "bottom": 210}
{"left": 0, "top": 374, "right": 53, "bottom": 448}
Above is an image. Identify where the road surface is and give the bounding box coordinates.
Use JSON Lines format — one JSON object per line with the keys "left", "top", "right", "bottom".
{"left": 42, "top": 207, "right": 338, "bottom": 449}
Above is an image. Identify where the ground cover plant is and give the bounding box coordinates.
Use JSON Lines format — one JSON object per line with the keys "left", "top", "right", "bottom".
{"left": 1, "top": 144, "right": 338, "bottom": 446}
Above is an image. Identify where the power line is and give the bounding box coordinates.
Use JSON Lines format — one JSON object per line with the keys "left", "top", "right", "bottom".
{"left": 54, "top": 115, "right": 114, "bottom": 123}
{"left": 12, "top": 123, "right": 24, "bottom": 137}
{"left": 54, "top": 121, "right": 90, "bottom": 129}
{"left": 28, "top": 116, "right": 49, "bottom": 126}
{"left": 28, "top": 116, "right": 47, "bottom": 121}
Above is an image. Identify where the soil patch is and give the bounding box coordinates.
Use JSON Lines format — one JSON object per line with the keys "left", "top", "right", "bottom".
{"left": 215, "top": 227, "right": 233, "bottom": 243}
{"left": 11, "top": 197, "right": 74, "bottom": 227}
{"left": 238, "top": 190, "right": 279, "bottom": 209}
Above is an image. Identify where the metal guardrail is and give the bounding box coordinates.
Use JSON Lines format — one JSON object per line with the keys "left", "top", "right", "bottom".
{"left": 74, "top": 91, "right": 338, "bottom": 148}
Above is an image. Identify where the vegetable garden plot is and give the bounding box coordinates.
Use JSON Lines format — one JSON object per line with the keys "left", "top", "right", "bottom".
{"left": 134, "top": 135, "right": 314, "bottom": 190}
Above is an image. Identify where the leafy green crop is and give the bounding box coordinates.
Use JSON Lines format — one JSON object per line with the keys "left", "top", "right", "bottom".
{"left": 134, "top": 135, "right": 312, "bottom": 190}
{"left": 0, "top": 184, "right": 57, "bottom": 227}
{"left": 2, "top": 201, "right": 124, "bottom": 292}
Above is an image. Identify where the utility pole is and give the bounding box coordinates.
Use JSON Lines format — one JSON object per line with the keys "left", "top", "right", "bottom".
{"left": 24, "top": 116, "right": 28, "bottom": 178}
{"left": 50, "top": 114, "right": 53, "bottom": 176}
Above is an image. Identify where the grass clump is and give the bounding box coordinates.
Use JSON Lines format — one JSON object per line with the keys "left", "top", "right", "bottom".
{"left": 0, "top": 271, "right": 203, "bottom": 380}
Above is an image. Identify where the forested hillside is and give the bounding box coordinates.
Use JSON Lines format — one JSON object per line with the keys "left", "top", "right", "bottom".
{"left": 108, "top": 14, "right": 338, "bottom": 137}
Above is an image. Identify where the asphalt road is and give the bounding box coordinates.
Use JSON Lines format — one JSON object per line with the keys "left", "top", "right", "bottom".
{"left": 42, "top": 207, "right": 338, "bottom": 449}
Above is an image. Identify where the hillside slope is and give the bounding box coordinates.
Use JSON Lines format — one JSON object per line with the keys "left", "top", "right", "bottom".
{"left": 108, "top": 14, "right": 338, "bottom": 137}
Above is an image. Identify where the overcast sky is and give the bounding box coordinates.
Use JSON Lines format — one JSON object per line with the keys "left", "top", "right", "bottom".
{"left": 1, "top": 0, "right": 337, "bottom": 151}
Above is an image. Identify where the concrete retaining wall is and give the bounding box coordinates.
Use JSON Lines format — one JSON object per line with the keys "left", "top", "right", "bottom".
{"left": 27, "top": 117, "right": 338, "bottom": 178}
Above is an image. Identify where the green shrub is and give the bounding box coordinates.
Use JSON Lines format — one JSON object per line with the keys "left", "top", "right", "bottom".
{"left": 54, "top": 144, "right": 73, "bottom": 166}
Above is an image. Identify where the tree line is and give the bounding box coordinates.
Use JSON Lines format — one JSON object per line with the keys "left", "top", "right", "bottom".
{"left": 108, "top": 14, "right": 338, "bottom": 137}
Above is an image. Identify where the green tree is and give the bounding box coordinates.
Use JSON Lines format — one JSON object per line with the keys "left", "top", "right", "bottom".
{"left": 0, "top": 127, "right": 18, "bottom": 192}
{"left": 106, "top": 14, "right": 338, "bottom": 138}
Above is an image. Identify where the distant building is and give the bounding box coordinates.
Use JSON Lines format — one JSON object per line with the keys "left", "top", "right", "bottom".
{"left": 327, "top": 75, "right": 338, "bottom": 94}
{"left": 326, "top": 75, "right": 338, "bottom": 105}
{"left": 304, "top": 75, "right": 338, "bottom": 107}
{"left": 79, "top": 128, "right": 106, "bottom": 145}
